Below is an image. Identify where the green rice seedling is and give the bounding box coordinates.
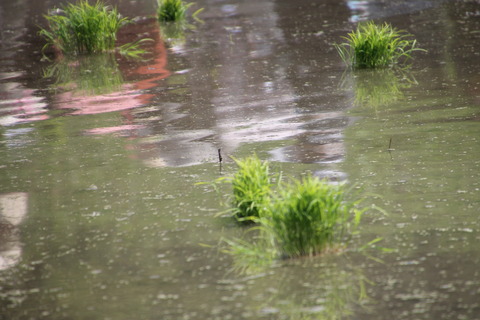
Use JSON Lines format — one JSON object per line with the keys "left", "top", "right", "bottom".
{"left": 335, "top": 21, "right": 425, "bottom": 69}
{"left": 39, "top": 1, "right": 129, "bottom": 55}
{"left": 118, "top": 38, "right": 154, "bottom": 59}
{"left": 261, "top": 176, "right": 365, "bottom": 258}
{"left": 157, "top": 0, "right": 191, "bottom": 22}
{"left": 157, "top": 0, "right": 203, "bottom": 23}
{"left": 230, "top": 155, "right": 273, "bottom": 221}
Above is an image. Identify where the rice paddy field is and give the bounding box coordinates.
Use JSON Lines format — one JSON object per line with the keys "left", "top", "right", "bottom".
{"left": 0, "top": 0, "right": 479, "bottom": 319}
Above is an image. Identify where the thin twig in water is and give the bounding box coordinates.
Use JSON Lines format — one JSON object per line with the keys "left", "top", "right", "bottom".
{"left": 387, "top": 138, "right": 395, "bottom": 151}
{"left": 218, "top": 148, "right": 223, "bottom": 163}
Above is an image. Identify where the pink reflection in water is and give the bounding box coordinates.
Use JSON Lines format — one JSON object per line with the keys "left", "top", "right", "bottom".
{"left": 56, "top": 85, "right": 143, "bottom": 115}
{"left": 54, "top": 19, "right": 170, "bottom": 117}
{"left": 0, "top": 83, "right": 49, "bottom": 126}
{"left": 85, "top": 124, "right": 145, "bottom": 135}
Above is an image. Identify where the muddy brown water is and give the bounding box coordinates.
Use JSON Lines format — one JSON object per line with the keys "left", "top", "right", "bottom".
{"left": 0, "top": 0, "right": 479, "bottom": 319}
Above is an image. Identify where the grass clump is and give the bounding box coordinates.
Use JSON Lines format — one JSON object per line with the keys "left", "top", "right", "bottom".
{"left": 262, "top": 176, "right": 364, "bottom": 258}
{"left": 202, "top": 155, "right": 372, "bottom": 267}
{"left": 39, "top": 1, "right": 128, "bottom": 55}
{"left": 335, "top": 21, "right": 425, "bottom": 69}
{"left": 230, "top": 155, "right": 272, "bottom": 221}
{"left": 157, "top": 0, "right": 193, "bottom": 22}
{"left": 156, "top": 0, "right": 203, "bottom": 46}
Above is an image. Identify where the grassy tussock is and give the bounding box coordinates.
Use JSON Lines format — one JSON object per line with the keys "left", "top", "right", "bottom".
{"left": 230, "top": 155, "right": 272, "bottom": 221}
{"left": 157, "top": 0, "right": 192, "bottom": 22}
{"left": 212, "top": 155, "right": 369, "bottom": 265}
{"left": 39, "top": 1, "right": 128, "bottom": 55}
{"left": 262, "top": 176, "right": 364, "bottom": 258}
{"left": 335, "top": 21, "right": 425, "bottom": 69}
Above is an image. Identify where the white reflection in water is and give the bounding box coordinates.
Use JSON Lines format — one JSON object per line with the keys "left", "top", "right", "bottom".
{"left": 347, "top": 0, "right": 370, "bottom": 22}
{"left": 346, "top": 0, "right": 449, "bottom": 22}
{"left": 0, "top": 192, "right": 28, "bottom": 270}
{"left": 0, "top": 80, "right": 49, "bottom": 126}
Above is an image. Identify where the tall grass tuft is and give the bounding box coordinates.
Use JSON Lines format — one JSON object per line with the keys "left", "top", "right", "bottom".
{"left": 202, "top": 156, "right": 371, "bottom": 265}
{"left": 157, "top": 0, "right": 192, "bottom": 22}
{"left": 39, "top": 0, "right": 129, "bottom": 56}
{"left": 335, "top": 21, "right": 425, "bottom": 69}
{"left": 230, "top": 155, "right": 272, "bottom": 221}
{"left": 261, "top": 176, "right": 365, "bottom": 258}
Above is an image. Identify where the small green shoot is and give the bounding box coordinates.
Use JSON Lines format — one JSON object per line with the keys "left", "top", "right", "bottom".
{"left": 118, "top": 38, "right": 154, "bottom": 59}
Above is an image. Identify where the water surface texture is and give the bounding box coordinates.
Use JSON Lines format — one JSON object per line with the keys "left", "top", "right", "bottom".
{"left": 0, "top": 0, "right": 479, "bottom": 319}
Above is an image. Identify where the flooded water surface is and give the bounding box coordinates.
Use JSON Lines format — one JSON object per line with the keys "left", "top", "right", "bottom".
{"left": 0, "top": 0, "right": 479, "bottom": 319}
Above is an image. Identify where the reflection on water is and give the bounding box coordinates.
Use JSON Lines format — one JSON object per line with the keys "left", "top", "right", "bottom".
{"left": 44, "top": 54, "right": 124, "bottom": 96}
{"left": 343, "top": 68, "right": 417, "bottom": 110}
{"left": 346, "top": 0, "right": 370, "bottom": 22}
{"left": 0, "top": 192, "right": 28, "bottom": 270}
{"left": 0, "top": 0, "right": 49, "bottom": 126}
{"left": 223, "top": 256, "right": 370, "bottom": 319}
{"left": 0, "top": 78, "right": 49, "bottom": 126}
{"left": 346, "top": 0, "right": 449, "bottom": 22}
{"left": 48, "top": 18, "right": 170, "bottom": 118}
{"left": 133, "top": 0, "right": 353, "bottom": 168}
{"left": 159, "top": 21, "right": 187, "bottom": 49}
{"left": 45, "top": 53, "right": 144, "bottom": 117}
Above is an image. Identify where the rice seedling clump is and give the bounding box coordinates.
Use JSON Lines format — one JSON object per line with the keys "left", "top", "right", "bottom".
{"left": 335, "top": 21, "right": 424, "bottom": 69}
{"left": 157, "top": 0, "right": 191, "bottom": 22}
{"left": 40, "top": 0, "right": 129, "bottom": 55}
{"left": 230, "top": 155, "right": 272, "bottom": 221}
{"left": 262, "top": 175, "right": 363, "bottom": 258}
{"left": 210, "top": 156, "right": 369, "bottom": 265}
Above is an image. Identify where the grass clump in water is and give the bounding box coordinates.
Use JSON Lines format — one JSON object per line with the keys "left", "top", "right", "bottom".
{"left": 156, "top": 0, "right": 203, "bottom": 46}
{"left": 202, "top": 156, "right": 372, "bottom": 267}
{"left": 262, "top": 176, "right": 364, "bottom": 258}
{"left": 39, "top": 1, "right": 129, "bottom": 56}
{"left": 230, "top": 155, "right": 272, "bottom": 221}
{"left": 157, "top": 0, "right": 197, "bottom": 22}
{"left": 220, "top": 172, "right": 368, "bottom": 268}
{"left": 335, "top": 21, "right": 425, "bottom": 69}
